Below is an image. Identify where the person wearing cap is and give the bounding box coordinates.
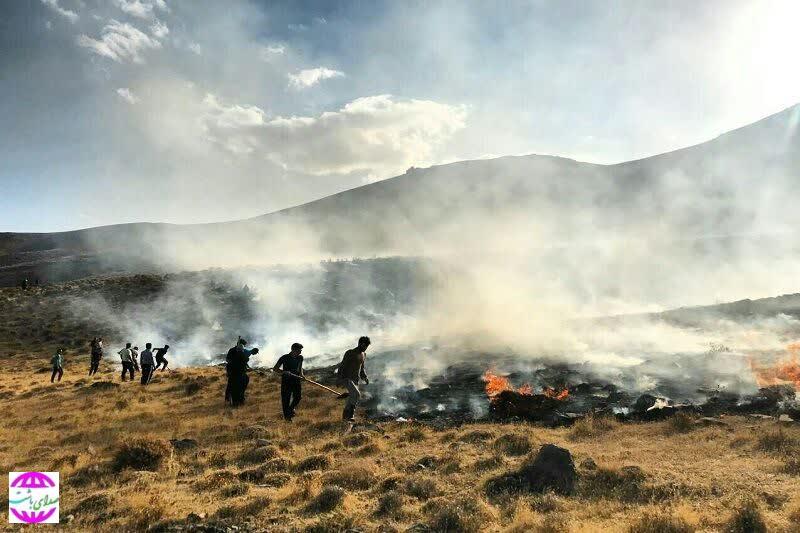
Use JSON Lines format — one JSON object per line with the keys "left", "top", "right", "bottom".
{"left": 273, "top": 343, "right": 305, "bottom": 421}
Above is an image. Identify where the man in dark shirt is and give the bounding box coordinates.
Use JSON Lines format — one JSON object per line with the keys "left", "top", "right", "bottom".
{"left": 154, "top": 345, "right": 170, "bottom": 371}
{"left": 273, "top": 343, "right": 304, "bottom": 421}
{"left": 225, "top": 338, "right": 258, "bottom": 407}
{"left": 336, "top": 336, "right": 370, "bottom": 422}
{"left": 89, "top": 337, "right": 103, "bottom": 376}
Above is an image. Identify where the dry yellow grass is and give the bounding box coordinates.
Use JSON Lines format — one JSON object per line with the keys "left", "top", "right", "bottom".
{"left": 1, "top": 285, "right": 800, "bottom": 531}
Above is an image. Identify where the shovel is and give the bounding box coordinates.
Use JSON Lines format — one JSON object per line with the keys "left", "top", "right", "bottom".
{"left": 272, "top": 369, "right": 349, "bottom": 399}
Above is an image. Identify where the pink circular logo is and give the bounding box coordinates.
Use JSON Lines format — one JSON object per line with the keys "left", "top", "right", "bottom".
{"left": 9, "top": 472, "right": 58, "bottom": 524}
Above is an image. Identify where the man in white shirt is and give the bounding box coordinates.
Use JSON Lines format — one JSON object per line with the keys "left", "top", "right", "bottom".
{"left": 118, "top": 342, "right": 135, "bottom": 382}
{"left": 140, "top": 343, "right": 155, "bottom": 385}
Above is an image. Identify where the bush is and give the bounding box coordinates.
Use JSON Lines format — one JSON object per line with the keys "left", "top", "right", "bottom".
{"left": 238, "top": 445, "right": 280, "bottom": 465}
{"left": 220, "top": 483, "right": 249, "bottom": 497}
{"left": 783, "top": 457, "right": 800, "bottom": 476}
{"left": 665, "top": 413, "right": 695, "bottom": 434}
{"left": 307, "top": 486, "right": 345, "bottom": 513}
{"left": 113, "top": 437, "right": 172, "bottom": 472}
{"left": 569, "top": 414, "right": 618, "bottom": 440}
{"left": 405, "top": 427, "right": 427, "bottom": 442}
{"left": 296, "top": 454, "right": 332, "bottom": 472}
{"left": 428, "top": 497, "right": 488, "bottom": 533}
{"left": 628, "top": 513, "right": 694, "bottom": 533}
{"left": 376, "top": 491, "right": 404, "bottom": 517}
{"left": 578, "top": 466, "right": 648, "bottom": 502}
{"left": 460, "top": 430, "right": 495, "bottom": 443}
{"left": 724, "top": 500, "right": 766, "bottom": 533}
{"left": 323, "top": 467, "right": 376, "bottom": 490}
{"left": 403, "top": 476, "right": 438, "bottom": 499}
{"left": 756, "top": 429, "right": 797, "bottom": 454}
{"left": 493, "top": 434, "right": 531, "bottom": 456}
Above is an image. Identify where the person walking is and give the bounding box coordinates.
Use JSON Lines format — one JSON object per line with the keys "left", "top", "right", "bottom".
{"left": 50, "top": 348, "right": 64, "bottom": 383}
{"left": 118, "top": 343, "right": 135, "bottom": 382}
{"left": 89, "top": 337, "right": 103, "bottom": 376}
{"left": 140, "top": 343, "right": 155, "bottom": 385}
{"left": 273, "top": 343, "right": 305, "bottom": 421}
{"left": 335, "top": 336, "right": 371, "bottom": 422}
{"left": 225, "top": 338, "right": 257, "bottom": 407}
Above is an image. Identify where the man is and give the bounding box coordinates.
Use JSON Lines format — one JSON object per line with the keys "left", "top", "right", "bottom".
{"left": 118, "top": 342, "right": 135, "bottom": 381}
{"left": 140, "top": 343, "right": 155, "bottom": 385}
{"left": 273, "top": 343, "right": 305, "bottom": 421}
{"left": 154, "top": 345, "right": 170, "bottom": 371}
{"left": 225, "top": 338, "right": 258, "bottom": 407}
{"left": 89, "top": 337, "right": 103, "bottom": 376}
{"left": 50, "top": 347, "right": 64, "bottom": 383}
{"left": 336, "top": 336, "right": 371, "bottom": 422}
{"left": 131, "top": 346, "right": 140, "bottom": 372}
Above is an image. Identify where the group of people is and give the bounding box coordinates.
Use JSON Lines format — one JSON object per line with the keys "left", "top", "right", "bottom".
{"left": 50, "top": 332, "right": 373, "bottom": 423}
{"left": 116, "top": 342, "right": 170, "bottom": 384}
{"left": 227, "top": 335, "right": 372, "bottom": 423}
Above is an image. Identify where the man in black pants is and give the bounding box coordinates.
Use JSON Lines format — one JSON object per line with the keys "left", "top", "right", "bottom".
{"left": 273, "top": 343, "right": 304, "bottom": 421}
{"left": 118, "top": 342, "right": 135, "bottom": 381}
{"left": 89, "top": 337, "right": 103, "bottom": 376}
{"left": 154, "top": 345, "right": 170, "bottom": 371}
{"left": 140, "top": 343, "right": 155, "bottom": 385}
{"left": 225, "top": 338, "right": 258, "bottom": 407}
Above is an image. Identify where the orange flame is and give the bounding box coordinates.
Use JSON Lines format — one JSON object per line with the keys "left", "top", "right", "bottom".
{"left": 482, "top": 370, "right": 569, "bottom": 400}
{"left": 750, "top": 342, "right": 800, "bottom": 390}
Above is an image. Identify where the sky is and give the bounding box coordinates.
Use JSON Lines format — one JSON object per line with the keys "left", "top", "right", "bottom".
{"left": 1, "top": 0, "right": 800, "bottom": 232}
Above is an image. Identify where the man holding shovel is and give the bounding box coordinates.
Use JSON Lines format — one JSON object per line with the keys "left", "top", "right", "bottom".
{"left": 273, "top": 343, "right": 305, "bottom": 421}
{"left": 336, "top": 336, "right": 370, "bottom": 423}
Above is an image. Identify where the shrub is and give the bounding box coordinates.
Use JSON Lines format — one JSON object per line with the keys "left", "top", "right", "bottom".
{"left": 342, "top": 433, "right": 371, "bottom": 447}
{"left": 296, "top": 454, "right": 332, "bottom": 472}
{"left": 493, "top": 434, "right": 531, "bottom": 456}
{"left": 665, "top": 413, "right": 695, "bottom": 434}
{"left": 783, "top": 457, "right": 800, "bottom": 476}
{"left": 323, "top": 467, "right": 376, "bottom": 491}
{"left": 428, "top": 496, "right": 488, "bottom": 533}
{"left": 112, "top": 437, "right": 172, "bottom": 472}
{"left": 578, "top": 466, "right": 648, "bottom": 502}
{"left": 238, "top": 445, "right": 279, "bottom": 465}
{"left": 307, "top": 486, "right": 345, "bottom": 513}
{"left": 403, "top": 476, "right": 438, "bottom": 499}
{"left": 376, "top": 491, "right": 404, "bottom": 517}
{"left": 756, "top": 429, "right": 797, "bottom": 454}
{"left": 405, "top": 427, "right": 427, "bottom": 442}
{"left": 724, "top": 500, "right": 767, "bottom": 533}
{"left": 220, "top": 483, "right": 249, "bottom": 497}
{"left": 460, "top": 430, "right": 495, "bottom": 443}
{"left": 69, "top": 494, "right": 112, "bottom": 516}
{"left": 569, "top": 414, "right": 618, "bottom": 440}
{"left": 628, "top": 513, "right": 694, "bottom": 533}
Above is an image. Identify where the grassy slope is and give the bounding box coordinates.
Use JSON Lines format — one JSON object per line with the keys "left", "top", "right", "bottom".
{"left": 1, "top": 287, "right": 799, "bottom": 532}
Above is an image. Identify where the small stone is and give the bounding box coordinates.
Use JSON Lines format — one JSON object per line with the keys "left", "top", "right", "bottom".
{"left": 749, "top": 414, "right": 774, "bottom": 420}
{"left": 778, "top": 414, "right": 795, "bottom": 424}
{"left": 256, "top": 438, "right": 270, "bottom": 447}
{"left": 64, "top": 514, "right": 75, "bottom": 523}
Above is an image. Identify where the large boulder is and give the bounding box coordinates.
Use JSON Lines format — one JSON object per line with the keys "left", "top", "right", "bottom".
{"left": 518, "top": 444, "right": 576, "bottom": 495}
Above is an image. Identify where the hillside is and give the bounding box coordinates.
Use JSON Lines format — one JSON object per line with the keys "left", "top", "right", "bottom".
{"left": 1, "top": 103, "right": 799, "bottom": 287}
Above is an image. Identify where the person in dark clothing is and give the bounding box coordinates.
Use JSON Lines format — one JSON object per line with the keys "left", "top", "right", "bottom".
{"left": 89, "top": 337, "right": 103, "bottom": 376}
{"left": 50, "top": 348, "right": 64, "bottom": 383}
{"left": 140, "top": 343, "right": 155, "bottom": 385}
{"left": 21, "top": 278, "right": 29, "bottom": 290}
{"left": 273, "top": 343, "right": 305, "bottom": 421}
{"left": 335, "top": 336, "right": 371, "bottom": 422}
{"left": 119, "top": 342, "right": 135, "bottom": 381}
{"left": 154, "top": 345, "right": 170, "bottom": 371}
{"left": 225, "top": 338, "right": 258, "bottom": 407}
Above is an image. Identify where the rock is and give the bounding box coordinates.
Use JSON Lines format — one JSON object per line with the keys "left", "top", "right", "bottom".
{"left": 579, "top": 458, "right": 597, "bottom": 470}
{"left": 64, "top": 514, "right": 75, "bottom": 523}
{"left": 632, "top": 394, "right": 658, "bottom": 412}
{"left": 170, "top": 439, "right": 199, "bottom": 451}
{"left": 778, "top": 414, "right": 795, "bottom": 424}
{"left": 695, "top": 417, "right": 730, "bottom": 427}
{"left": 518, "top": 444, "right": 576, "bottom": 495}
{"left": 749, "top": 414, "right": 774, "bottom": 420}
{"left": 255, "top": 438, "right": 270, "bottom": 447}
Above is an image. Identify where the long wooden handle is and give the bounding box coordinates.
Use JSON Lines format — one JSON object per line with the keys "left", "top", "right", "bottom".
{"left": 273, "top": 369, "right": 346, "bottom": 396}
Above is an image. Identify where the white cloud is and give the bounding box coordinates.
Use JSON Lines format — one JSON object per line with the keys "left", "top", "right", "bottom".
{"left": 258, "top": 44, "right": 285, "bottom": 61}
{"left": 114, "top": 0, "right": 154, "bottom": 19}
{"left": 150, "top": 20, "right": 169, "bottom": 38}
{"left": 116, "top": 87, "right": 139, "bottom": 104}
{"left": 77, "top": 20, "right": 162, "bottom": 63}
{"left": 41, "top": 0, "right": 78, "bottom": 23}
{"left": 201, "top": 94, "right": 467, "bottom": 177}
{"left": 288, "top": 67, "right": 344, "bottom": 89}
{"left": 154, "top": 0, "right": 169, "bottom": 12}
{"left": 188, "top": 42, "right": 202, "bottom": 55}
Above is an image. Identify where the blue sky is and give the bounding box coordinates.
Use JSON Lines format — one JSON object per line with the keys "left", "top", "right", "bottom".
{"left": 2, "top": 0, "right": 799, "bottom": 232}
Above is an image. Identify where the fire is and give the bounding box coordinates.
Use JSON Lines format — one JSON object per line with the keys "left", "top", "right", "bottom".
{"left": 481, "top": 370, "right": 569, "bottom": 400}
{"left": 543, "top": 387, "right": 570, "bottom": 401}
{"left": 750, "top": 342, "right": 800, "bottom": 390}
